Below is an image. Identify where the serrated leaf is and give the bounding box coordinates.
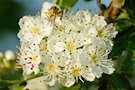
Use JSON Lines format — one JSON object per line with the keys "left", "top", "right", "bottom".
{"left": 59, "top": 83, "right": 81, "bottom": 90}
{"left": 55, "top": 0, "right": 78, "bottom": 11}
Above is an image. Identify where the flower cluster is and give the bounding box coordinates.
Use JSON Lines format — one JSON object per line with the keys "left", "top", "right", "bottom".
{"left": 17, "top": 2, "right": 118, "bottom": 87}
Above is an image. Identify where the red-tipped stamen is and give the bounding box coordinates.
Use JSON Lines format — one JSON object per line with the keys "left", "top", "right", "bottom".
{"left": 19, "top": 65, "right": 22, "bottom": 67}
{"left": 109, "top": 28, "right": 113, "bottom": 31}
{"left": 31, "top": 64, "right": 34, "bottom": 70}
{"left": 28, "top": 46, "right": 31, "bottom": 49}
{"left": 104, "top": 19, "right": 107, "bottom": 21}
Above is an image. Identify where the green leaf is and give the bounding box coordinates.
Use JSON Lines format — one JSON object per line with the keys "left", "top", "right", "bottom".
{"left": 2, "top": 73, "right": 22, "bottom": 80}
{"left": 111, "top": 26, "right": 135, "bottom": 57}
{"left": 116, "top": 13, "right": 130, "bottom": 20}
{"left": 28, "top": 72, "right": 43, "bottom": 80}
{"left": 0, "top": 80, "right": 22, "bottom": 87}
{"left": 121, "top": 50, "right": 135, "bottom": 75}
{"left": 107, "top": 74, "right": 131, "bottom": 90}
{"left": 114, "top": 19, "right": 132, "bottom": 32}
{"left": 125, "top": 0, "right": 135, "bottom": 20}
{"left": 54, "top": 0, "right": 78, "bottom": 11}
{"left": 13, "top": 85, "right": 25, "bottom": 90}
{"left": 111, "top": 26, "right": 135, "bottom": 74}
{"left": 59, "top": 83, "right": 81, "bottom": 90}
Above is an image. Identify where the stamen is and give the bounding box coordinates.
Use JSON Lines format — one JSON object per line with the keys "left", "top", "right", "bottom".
{"left": 27, "top": 62, "right": 31, "bottom": 64}
{"left": 109, "top": 28, "right": 113, "bottom": 31}
{"left": 31, "top": 64, "right": 34, "bottom": 70}
{"left": 104, "top": 19, "right": 107, "bottom": 21}
{"left": 28, "top": 46, "right": 31, "bottom": 49}
{"left": 30, "top": 57, "right": 32, "bottom": 60}
{"left": 112, "top": 41, "right": 115, "bottom": 44}
{"left": 19, "top": 65, "right": 22, "bottom": 67}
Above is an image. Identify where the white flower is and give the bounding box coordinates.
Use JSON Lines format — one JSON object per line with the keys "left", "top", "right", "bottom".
{"left": 70, "top": 10, "right": 92, "bottom": 32}
{"left": 60, "top": 61, "right": 95, "bottom": 87}
{"left": 24, "top": 76, "right": 48, "bottom": 90}
{"left": 18, "top": 15, "right": 53, "bottom": 44}
{"left": 53, "top": 12, "right": 74, "bottom": 33}
{"left": 5, "top": 50, "right": 15, "bottom": 61}
{"left": 41, "top": 55, "right": 64, "bottom": 86}
{"left": 79, "top": 45, "right": 115, "bottom": 78}
{"left": 84, "top": 14, "right": 118, "bottom": 51}
{"left": 47, "top": 32, "right": 91, "bottom": 66}
{"left": 48, "top": 32, "right": 91, "bottom": 54}
{"left": 17, "top": 42, "right": 41, "bottom": 75}
{"left": 17, "top": 2, "right": 118, "bottom": 87}
{"left": 92, "top": 14, "right": 107, "bottom": 29}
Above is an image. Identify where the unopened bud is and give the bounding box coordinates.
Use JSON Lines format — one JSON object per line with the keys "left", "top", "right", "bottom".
{"left": 5, "top": 50, "right": 15, "bottom": 61}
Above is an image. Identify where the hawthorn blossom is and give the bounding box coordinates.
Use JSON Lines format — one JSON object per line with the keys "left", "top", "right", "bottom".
{"left": 18, "top": 15, "right": 53, "bottom": 44}
{"left": 24, "top": 76, "right": 48, "bottom": 90}
{"left": 70, "top": 10, "right": 92, "bottom": 32}
{"left": 79, "top": 45, "right": 115, "bottom": 78}
{"left": 60, "top": 61, "right": 95, "bottom": 87}
{"left": 84, "top": 15, "right": 118, "bottom": 51}
{"left": 41, "top": 55, "right": 64, "bottom": 86}
{"left": 17, "top": 42, "right": 41, "bottom": 75}
{"left": 17, "top": 2, "right": 118, "bottom": 88}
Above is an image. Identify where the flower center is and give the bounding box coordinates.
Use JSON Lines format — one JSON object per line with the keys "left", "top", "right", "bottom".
{"left": 41, "top": 40, "right": 47, "bottom": 51}
{"left": 65, "top": 42, "right": 76, "bottom": 52}
{"left": 32, "top": 26, "right": 41, "bottom": 36}
{"left": 59, "top": 21, "right": 66, "bottom": 32}
{"left": 97, "top": 29, "right": 106, "bottom": 37}
{"left": 47, "top": 64, "right": 57, "bottom": 74}
{"left": 72, "top": 69, "right": 80, "bottom": 77}
{"left": 32, "top": 55, "right": 37, "bottom": 63}
{"left": 90, "top": 54, "right": 99, "bottom": 64}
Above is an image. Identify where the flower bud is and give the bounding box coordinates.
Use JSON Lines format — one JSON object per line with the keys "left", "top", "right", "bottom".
{"left": 5, "top": 50, "right": 15, "bottom": 61}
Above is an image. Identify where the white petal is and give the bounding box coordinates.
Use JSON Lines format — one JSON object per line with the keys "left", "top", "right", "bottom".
{"left": 90, "top": 65, "right": 103, "bottom": 78}
{"left": 100, "top": 66, "right": 115, "bottom": 74}
{"left": 82, "top": 72, "right": 95, "bottom": 81}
